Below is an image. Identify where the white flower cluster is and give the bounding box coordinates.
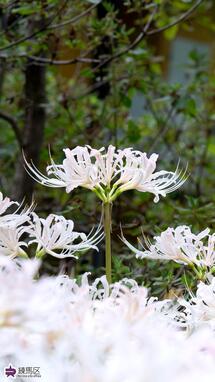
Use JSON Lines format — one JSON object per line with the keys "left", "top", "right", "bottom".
{"left": 123, "top": 225, "right": 215, "bottom": 274}
{"left": 180, "top": 277, "right": 215, "bottom": 331}
{"left": 25, "top": 145, "right": 186, "bottom": 203}
{"left": 0, "top": 192, "right": 101, "bottom": 259}
{"left": 0, "top": 257, "right": 215, "bottom": 382}
{"left": 2, "top": 145, "right": 214, "bottom": 381}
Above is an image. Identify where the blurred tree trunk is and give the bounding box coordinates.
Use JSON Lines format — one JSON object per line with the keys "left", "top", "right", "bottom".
{"left": 0, "top": 59, "right": 6, "bottom": 99}
{"left": 86, "top": 0, "right": 121, "bottom": 145}
{"left": 12, "top": 59, "right": 46, "bottom": 202}
{"left": 95, "top": 0, "right": 121, "bottom": 99}
{"left": 0, "top": 2, "right": 9, "bottom": 98}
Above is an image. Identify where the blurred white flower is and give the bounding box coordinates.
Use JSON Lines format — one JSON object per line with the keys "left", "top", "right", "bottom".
{"left": 0, "top": 193, "right": 33, "bottom": 258}
{"left": 24, "top": 145, "right": 186, "bottom": 203}
{"left": 122, "top": 225, "right": 210, "bottom": 266}
{"left": 0, "top": 224, "right": 28, "bottom": 258}
{"left": 0, "top": 258, "right": 215, "bottom": 382}
{"left": 28, "top": 213, "right": 103, "bottom": 259}
{"left": 186, "top": 278, "right": 215, "bottom": 329}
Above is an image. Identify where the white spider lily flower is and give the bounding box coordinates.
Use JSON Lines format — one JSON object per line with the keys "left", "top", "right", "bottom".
{"left": 114, "top": 149, "right": 187, "bottom": 202}
{"left": 0, "top": 195, "right": 32, "bottom": 259}
{"left": 24, "top": 146, "right": 101, "bottom": 192}
{"left": 0, "top": 191, "right": 34, "bottom": 229}
{"left": 183, "top": 278, "right": 215, "bottom": 329}
{"left": 24, "top": 145, "right": 122, "bottom": 198}
{"left": 90, "top": 145, "right": 124, "bottom": 186}
{"left": 122, "top": 226, "right": 210, "bottom": 266}
{"left": 197, "top": 234, "right": 215, "bottom": 268}
{"left": 24, "top": 145, "right": 186, "bottom": 203}
{"left": 0, "top": 203, "right": 33, "bottom": 228}
{"left": 0, "top": 224, "right": 28, "bottom": 258}
{"left": 0, "top": 191, "right": 18, "bottom": 215}
{"left": 53, "top": 146, "right": 101, "bottom": 192}
{"left": 28, "top": 213, "right": 102, "bottom": 259}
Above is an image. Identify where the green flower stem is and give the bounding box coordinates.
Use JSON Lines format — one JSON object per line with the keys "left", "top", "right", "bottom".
{"left": 189, "top": 263, "right": 205, "bottom": 281}
{"left": 18, "top": 250, "right": 29, "bottom": 258}
{"left": 103, "top": 202, "right": 112, "bottom": 284}
{"left": 36, "top": 249, "right": 46, "bottom": 258}
{"left": 94, "top": 186, "right": 107, "bottom": 202}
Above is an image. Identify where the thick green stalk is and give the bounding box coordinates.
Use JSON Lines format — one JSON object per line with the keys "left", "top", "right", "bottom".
{"left": 103, "top": 202, "right": 112, "bottom": 284}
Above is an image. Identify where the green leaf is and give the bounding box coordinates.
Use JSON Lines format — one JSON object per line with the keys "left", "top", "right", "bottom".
{"left": 127, "top": 120, "right": 141, "bottom": 143}
{"left": 208, "top": 142, "right": 215, "bottom": 155}
{"left": 121, "top": 94, "right": 131, "bottom": 108}
{"left": 164, "top": 25, "right": 179, "bottom": 40}
{"left": 185, "top": 98, "right": 197, "bottom": 117}
{"left": 80, "top": 68, "right": 94, "bottom": 79}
